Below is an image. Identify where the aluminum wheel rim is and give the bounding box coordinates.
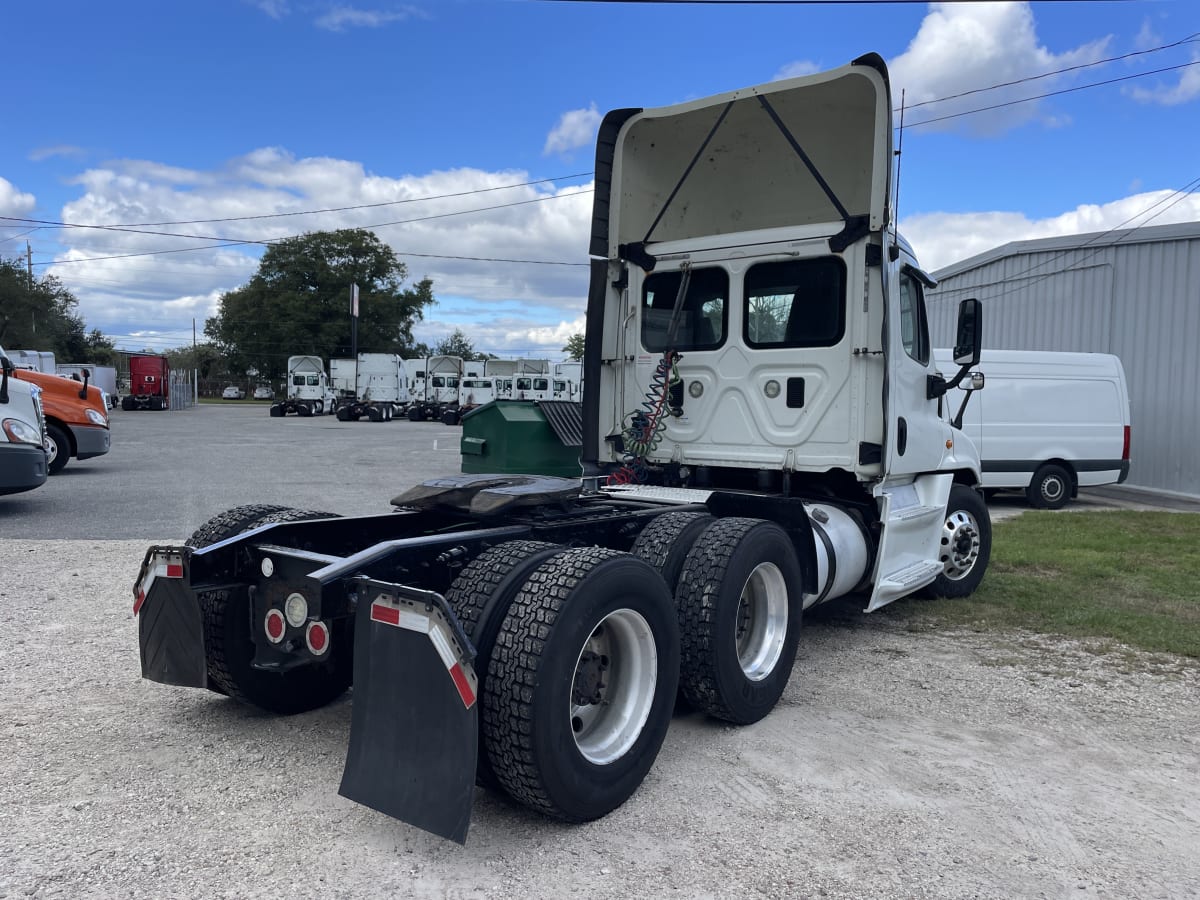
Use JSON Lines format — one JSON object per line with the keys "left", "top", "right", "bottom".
{"left": 45, "top": 436, "right": 58, "bottom": 465}
{"left": 570, "top": 608, "right": 658, "bottom": 766}
{"left": 940, "top": 510, "right": 981, "bottom": 581}
{"left": 735, "top": 562, "right": 789, "bottom": 682}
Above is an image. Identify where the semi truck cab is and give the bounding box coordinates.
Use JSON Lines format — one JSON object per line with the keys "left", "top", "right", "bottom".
{"left": 0, "top": 350, "right": 49, "bottom": 495}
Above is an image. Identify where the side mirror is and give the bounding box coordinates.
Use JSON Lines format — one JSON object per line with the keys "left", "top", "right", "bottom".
{"left": 953, "top": 298, "right": 982, "bottom": 366}
{"left": 78, "top": 367, "right": 91, "bottom": 400}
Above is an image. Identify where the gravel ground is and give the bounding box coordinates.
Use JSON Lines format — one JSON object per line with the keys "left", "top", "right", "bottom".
{"left": 3, "top": 539, "right": 1198, "bottom": 899}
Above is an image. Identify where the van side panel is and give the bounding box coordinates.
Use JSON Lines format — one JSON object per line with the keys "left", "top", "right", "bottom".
{"left": 936, "top": 350, "right": 1130, "bottom": 495}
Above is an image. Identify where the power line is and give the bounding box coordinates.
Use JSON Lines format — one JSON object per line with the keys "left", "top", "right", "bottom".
{"left": 106, "top": 173, "right": 593, "bottom": 228}
{"left": 905, "top": 60, "right": 1200, "bottom": 128}
{"left": 898, "top": 32, "right": 1200, "bottom": 112}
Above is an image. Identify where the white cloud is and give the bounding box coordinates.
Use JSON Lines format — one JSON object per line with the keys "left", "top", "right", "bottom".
{"left": 543, "top": 104, "right": 602, "bottom": 156}
{"left": 0, "top": 177, "right": 36, "bottom": 217}
{"left": 248, "top": 0, "right": 289, "bottom": 19}
{"left": 28, "top": 145, "right": 86, "bottom": 163}
{"left": 1124, "top": 51, "right": 1200, "bottom": 106}
{"left": 889, "top": 2, "right": 1110, "bottom": 135}
{"left": 902, "top": 188, "right": 1200, "bottom": 272}
{"left": 44, "top": 151, "right": 596, "bottom": 355}
{"left": 773, "top": 60, "right": 820, "bottom": 81}
{"left": 314, "top": 5, "right": 421, "bottom": 32}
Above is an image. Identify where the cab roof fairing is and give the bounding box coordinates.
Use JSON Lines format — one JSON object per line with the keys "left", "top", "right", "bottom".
{"left": 588, "top": 53, "right": 895, "bottom": 267}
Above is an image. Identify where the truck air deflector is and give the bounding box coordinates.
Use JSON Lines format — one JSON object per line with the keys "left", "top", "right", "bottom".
{"left": 604, "top": 58, "right": 892, "bottom": 259}
{"left": 339, "top": 577, "right": 478, "bottom": 845}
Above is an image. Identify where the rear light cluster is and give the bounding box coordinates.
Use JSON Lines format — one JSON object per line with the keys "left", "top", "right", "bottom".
{"left": 1122, "top": 425, "right": 1131, "bottom": 461}
{"left": 262, "top": 590, "right": 331, "bottom": 656}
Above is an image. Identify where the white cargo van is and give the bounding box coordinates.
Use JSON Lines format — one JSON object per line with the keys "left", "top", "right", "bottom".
{"left": 935, "top": 349, "right": 1131, "bottom": 508}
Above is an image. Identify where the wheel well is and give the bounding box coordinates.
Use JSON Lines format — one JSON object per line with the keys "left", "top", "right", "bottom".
{"left": 951, "top": 468, "right": 981, "bottom": 488}
{"left": 43, "top": 416, "right": 76, "bottom": 455}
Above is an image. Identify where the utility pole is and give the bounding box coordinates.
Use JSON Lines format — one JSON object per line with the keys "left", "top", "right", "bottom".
{"left": 25, "top": 241, "right": 32, "bottom": 281}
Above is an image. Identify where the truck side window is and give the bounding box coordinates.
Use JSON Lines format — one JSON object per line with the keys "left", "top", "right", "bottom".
{"left": 898, "top": 273, "right": 931, "bottom": 365}
{"left": 642, "top": 267, "right": 727, "bottom": 352}
{"left": 307, "top": 375, "right": 320, "bottom": 386}
{"left": 293, "top": 375, "right": 305, "bottom": 386}
{"left": 744, "top": 257, "right": 846, "bottom": 348}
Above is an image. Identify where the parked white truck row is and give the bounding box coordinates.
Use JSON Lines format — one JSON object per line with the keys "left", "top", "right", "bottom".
{"left": 270, "top": 354, "right": 583, "bottom": 424}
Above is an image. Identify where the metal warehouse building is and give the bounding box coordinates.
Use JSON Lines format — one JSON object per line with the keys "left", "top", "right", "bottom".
{"left": 925, "top": 220, "right": 1200, "bottom": 498}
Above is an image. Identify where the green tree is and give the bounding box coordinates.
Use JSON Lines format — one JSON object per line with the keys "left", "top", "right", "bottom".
{"left": 205, "top": 229, "right": 435, "bottom": 381}
{"left": 164, "top": 342, "right": 225, "bottom": 380}
{"left": 0, "top": 258, "right": 88, "bottom": 356}
{"left": 434, "top": 328, "right": 477, "bottom": 360}
{"left": 562, "top": 332, "right": 586, "bottom": 361}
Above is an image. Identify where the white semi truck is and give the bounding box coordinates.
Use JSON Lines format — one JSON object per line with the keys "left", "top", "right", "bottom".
{"left": 134, "top": 54, "right": 989, "bottom": 845}
{"left": 0, "top": 348, "right": 49, "bottom": 495}
{"left": 269, "top": 356, "right": 336, "bottom": 417}
{"left": 335, "top": 353, "right": 408, "bottom": 422}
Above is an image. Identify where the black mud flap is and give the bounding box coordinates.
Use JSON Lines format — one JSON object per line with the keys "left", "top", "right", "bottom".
{"left": 339, "top": 578, "right": 479, "bottom": 845}
{"left": 135, "top": 547, "right": 207, "bottom": 688}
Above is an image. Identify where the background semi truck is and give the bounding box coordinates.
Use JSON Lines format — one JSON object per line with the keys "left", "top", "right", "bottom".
{"left": 5, "top": 344, "right": 110, "bottom": 475}
{"left": 335, "top": 353, "right": 407, "bottom": 422}
{"left": 270, "top": 356, "right": 336, "bottom": 417}
{"left": 0, "top": 349, "right": 49, "bottom": 495}
{"left": 133, "top": 54, "right": 990, "bottom": 845}
{"left": 123, "top": 354, "right": 170, "bottom": 410}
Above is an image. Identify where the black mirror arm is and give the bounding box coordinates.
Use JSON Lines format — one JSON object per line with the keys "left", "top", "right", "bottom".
{"left": 927, "top": 362, "right": 973, "bottom": 399}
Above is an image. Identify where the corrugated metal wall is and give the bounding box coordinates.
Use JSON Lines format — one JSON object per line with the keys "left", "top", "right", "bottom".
{"left": 927, "top": 226, "right": 1200, "bottom": 497}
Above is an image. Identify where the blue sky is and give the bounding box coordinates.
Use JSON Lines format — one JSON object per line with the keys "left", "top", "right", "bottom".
{"left": 2, "top": 0, "right": 1197, "bottom": 357}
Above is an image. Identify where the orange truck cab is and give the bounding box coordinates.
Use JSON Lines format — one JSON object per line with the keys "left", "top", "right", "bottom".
{"left": 5, "top": 351, "right": 111, "bottom": 475}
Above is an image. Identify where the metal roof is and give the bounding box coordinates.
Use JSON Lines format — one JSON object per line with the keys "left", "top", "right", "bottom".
{"left": 932, "top": 219, "right": 1200, "bottom": 281}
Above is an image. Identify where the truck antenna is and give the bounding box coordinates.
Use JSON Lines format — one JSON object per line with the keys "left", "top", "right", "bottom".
{"left": 893, "top": 89, "right": 906, "bottom": 253}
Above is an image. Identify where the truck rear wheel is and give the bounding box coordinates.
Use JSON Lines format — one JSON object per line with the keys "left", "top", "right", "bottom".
{"left": 675, "top": 518, "right": 803, "bottom": 725}
{"left": 445, "top": 540, "right": 567, "bottom": 788}
{"left": 408, "top": 406, "right": 425, "bottom": 422}
{"left": 483, "top": 548, "right": 679, "bottom": 821}
{"left": 1027, "top": 463, "right": 1071, "bottom": 510}
{"left": 121, "top": 396, "right": 135, "bottom": 411}
{"left": 45, "top": 423, "right": 71, "bottom": 475}
{"left": 924, "top": 484, "right": 992, "bottom": 598}
{"left": 297, "top": 402, "right": 312, "bottom": 417}
{"left": 631, "top": 511, "right": 716, "bottom": 595}
{"left": 186, "top": 506, "right": 351, "bottom": 714}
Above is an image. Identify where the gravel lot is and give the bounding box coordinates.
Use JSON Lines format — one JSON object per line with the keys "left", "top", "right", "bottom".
{"left": 3, "top": 406, "right": 1199, "bottom": 898}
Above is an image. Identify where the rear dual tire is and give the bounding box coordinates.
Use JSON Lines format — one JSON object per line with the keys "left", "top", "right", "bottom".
{"left": 479, "top": 547, "right": 679, "bottom": 822}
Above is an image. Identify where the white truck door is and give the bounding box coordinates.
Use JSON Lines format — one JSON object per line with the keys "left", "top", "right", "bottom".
{"left": 868, "top": 267, "right": 952, "bottom": 610}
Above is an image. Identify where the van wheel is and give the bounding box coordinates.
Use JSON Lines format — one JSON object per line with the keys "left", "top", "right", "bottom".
{"left": 483, "top": 548, "right": 679, "bottom": 821}
{"left": 925, "top": 485, "right": 992, "bottom": 598}
{"left": 1028, "top": 464, "right": 1071, "bottom": 510}
{"left": 674, "top": 519, "right": 803, "bottom": 725}
{"left": 445, "top": 540, "right": 567, "bottom": 789}
{"left": 45, "top": 423, "right": 71, "bottom": 475}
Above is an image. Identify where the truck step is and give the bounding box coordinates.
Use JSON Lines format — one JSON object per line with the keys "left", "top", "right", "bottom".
{"left": 601, "top": 485, "right": 714, "bottom": 504}
{"left": 889, "top": 503, "right": 946, "bottom": 523}
{"left": 877, "top": 560, "right": 944, "bottom": 592}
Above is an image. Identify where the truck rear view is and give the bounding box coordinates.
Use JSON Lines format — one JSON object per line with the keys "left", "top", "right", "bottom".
{"left": 123, "top": 355, "right": 170, "bottom": 410}
{"left": 132, "top": 54, "right": 991, "bottom": 845}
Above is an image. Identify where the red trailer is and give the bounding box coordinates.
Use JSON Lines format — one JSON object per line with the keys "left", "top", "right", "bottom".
{"left": 122, "top": 355, "right": 170, "bottom": 410}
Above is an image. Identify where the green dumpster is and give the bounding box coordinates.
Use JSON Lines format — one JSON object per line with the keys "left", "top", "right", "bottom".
{"left": 460, "top": 400, "right": 583, "bottom": 477}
